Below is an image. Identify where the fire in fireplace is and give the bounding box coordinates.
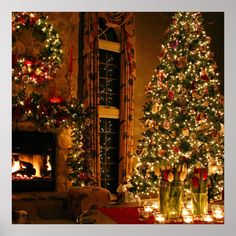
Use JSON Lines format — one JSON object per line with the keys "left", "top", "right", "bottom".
{"left": 12, "top": 131, "right": 56, "bottom": 192}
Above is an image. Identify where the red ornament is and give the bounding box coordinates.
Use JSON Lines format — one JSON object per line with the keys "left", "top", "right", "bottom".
{"left": 168, "top": 90, "right": 175, "bottom": 100}
{"left": 24, "top": 59, "right": 33, "bottom": 67}
{"left": 172, "top": 146, "right": 180, "bottom": 153}
{"left": 49, "top": 96, "right": 63, "bottom": 104}
{"left": 170, "top": 40, "right": 179, "bottom": 49}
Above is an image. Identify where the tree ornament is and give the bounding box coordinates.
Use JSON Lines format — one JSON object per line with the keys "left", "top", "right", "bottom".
{"left": 158, "top": 149, "right": 165, "bottom": 156}
{"left": 178, "top": 96, "right": 186, "bottom": 106}
{"left": 154, "top": 166, "right": 161, "bottom": 176}
{"left": 175, "top": 56, "right": 187, "bottom": 69}
{"left": 182, "top": 127, "right": 189, "bottom": 136}
{"left": 197, "top": 123, "right": 211, "bottom": 131}
{"left": 145, "top": 119, "right": 156, "bottom": 128}
{"left": 200, "top": 68, "right": 209, "bottom": 81}
{"left": 173, "top": 146, "right": 180, "bottom": 153}
{"left": 178, "top": 73, "right": 185, "bottom": 81}
{"left": 12, "top": 12, "right": 64, "bottom": 85}
{"left": 168, "top": 90, "right": 175, "bottom": 100}
{"left": 156, "top": 70, "right": 165, "bottom": 80}
{"left": 159, "top": 48, "right": 167, "bottom": 59}
{"left": 151, "top": 102, "right": 161, "bottom": 114}
{"left": 170, "top": 130, "right": 176, "bottom": 138}
{"left": 192, "top": 92, "right": 202, "bottom": 99}
{"left": 170, "top": 40, "right": 179, "bottom": 50}
{"left": 162, "top": 120, "right": 171, "bottom": 130}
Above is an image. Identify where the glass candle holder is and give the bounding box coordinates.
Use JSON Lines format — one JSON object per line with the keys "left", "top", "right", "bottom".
{"left": 138, "top": 208, "right": 149, "bottom": 221}
{"left": 203, "top": 213, "right": 213, "bottom": 223}
{"left": 181, "top": 208, "right": 192, "bottom": 217}
{"left": 143, "top": 201, "right": 153, "bottom": 214}
{"left": 154, "top": 212, "right": 166, "bottom": 224}
{"left": 212, "top": 205, "right": 224, "bottom": 220}
{"left": 151, "top": 201, "right": 159, "bottom": 211}
{"left": 183, "top": 215, "right": 194, "bottom": 224}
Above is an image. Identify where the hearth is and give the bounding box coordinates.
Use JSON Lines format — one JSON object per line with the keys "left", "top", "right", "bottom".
{"left": 12, "top": 131, "right": 56, "bottom": 192}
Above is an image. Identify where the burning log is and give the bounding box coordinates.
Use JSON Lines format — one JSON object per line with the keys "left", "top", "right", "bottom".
{"left": 12, "top": 155, "right": 36, "bottom": 177}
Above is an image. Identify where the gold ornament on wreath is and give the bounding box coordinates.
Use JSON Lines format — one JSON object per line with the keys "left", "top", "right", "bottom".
{"left": 12, "top": 12, "right": 64, "bottom": 85}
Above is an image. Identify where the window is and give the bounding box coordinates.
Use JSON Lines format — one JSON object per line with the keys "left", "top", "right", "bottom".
{"left": 98, "top": 19, "right": 121, "bottom": 193}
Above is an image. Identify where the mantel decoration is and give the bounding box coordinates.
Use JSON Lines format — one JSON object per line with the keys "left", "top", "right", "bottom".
{"left": 129, "top": 12, "right": 224, "bottom": 220}
{"left": 12, "top": 12, "right": 64, "bottom": 85}
{"left": 12, "top": 89, "right": 95, "bottom": 186}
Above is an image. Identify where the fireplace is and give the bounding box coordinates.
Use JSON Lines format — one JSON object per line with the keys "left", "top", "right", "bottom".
{"left": 12, "top": 131, "right": 56, "bottom": 192}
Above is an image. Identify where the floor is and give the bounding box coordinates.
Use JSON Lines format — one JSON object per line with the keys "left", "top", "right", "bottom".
{"left": 12, "top": 191, "right": 141, "bottom": 224}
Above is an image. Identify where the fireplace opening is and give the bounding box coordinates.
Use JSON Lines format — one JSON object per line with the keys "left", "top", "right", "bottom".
{"left": 12, "top": 131, "right": 56, "bottom": 192}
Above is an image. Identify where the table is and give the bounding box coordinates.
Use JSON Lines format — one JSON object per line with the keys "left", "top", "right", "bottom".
{"left": 96, "top": 207, "right": 224, "bottom": 224}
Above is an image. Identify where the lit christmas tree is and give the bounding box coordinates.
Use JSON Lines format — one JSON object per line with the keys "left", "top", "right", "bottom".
{"left": 130, "top": 12, "right": 224, "bottom": 201}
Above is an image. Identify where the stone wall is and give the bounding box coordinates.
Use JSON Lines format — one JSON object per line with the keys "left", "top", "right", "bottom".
{"left": 12, "top": 12, "right": 80, "bottom": 192}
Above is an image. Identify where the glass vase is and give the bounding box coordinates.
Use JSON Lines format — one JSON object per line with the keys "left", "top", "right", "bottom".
{"left": 159, "top": 181, "right": 183, "bottom": 220}
{"left": 192, "top": 191, "right": 208, "bottom": 216}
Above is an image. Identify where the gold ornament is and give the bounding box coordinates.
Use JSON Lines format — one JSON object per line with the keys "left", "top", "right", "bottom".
{"left": 175, "top": 56, "right": 187, "bottom": 69}
{"left": 192, "top": 92, "right": 202, "bottom": 99}
{"left": 202, "top": 100, "right": 209, "bottom": 107}
{"left": 182, "top": 127, "right": 189, "bottom": 136}
{"left": 154, "top": 166, "right": 161, "bottom": 176}
{"left": 151, "top": 102, "right": 161, "bottom": 114}
{"left": 162, "top": 120, "right": 171, "bottom": 130}
{"left": 170, "top": 130, "right": 176, "bottom": 138}
{"left": 197, "top": 123, "right": 210, "bottom": 131}
{"left": 178, "top": 73, "right": 185, "bottom": 81}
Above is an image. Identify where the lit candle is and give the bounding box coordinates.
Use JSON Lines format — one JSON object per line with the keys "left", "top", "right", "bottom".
{"left": 181, "top": 208, "right": 191, "bottom": 217}
{"left": 143, "top": 201, "right": 153, "bottom": 214}
{"left": 183, "top": 215, "right": 193, "bottom": 224}
{"left": 144, "top": 205, "right": 153, "bottom": 214}
{"left": 151, "top": 201, "right": 159, "bottom": 211}
{"left": 203, "top": 214, "right": 213, "bottom": 223}
{"left": 212, "top": 205, "right": 224, "bottom": 220}
{"left": 154, "top": 212, "right": 165, "bottom": 224}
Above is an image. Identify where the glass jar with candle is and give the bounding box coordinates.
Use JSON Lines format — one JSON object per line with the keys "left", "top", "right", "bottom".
{"left": 183, "top": 215, "right": 194, "bottom": 224}
{"left": 211, "top": 204, "right": 224, "bottom": 221}
{"left": 203, "top": 213, "right": 213, "bottom": 223}
{"left": 143, "top": 201, "right": 153, "bottom": 215}
{"left": 153, "top": 212, "right": 166, "bottom": 224}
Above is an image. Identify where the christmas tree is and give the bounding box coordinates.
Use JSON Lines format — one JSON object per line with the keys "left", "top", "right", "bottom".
{"left": 130, "top": 12, "right": 224, "bottom": 201}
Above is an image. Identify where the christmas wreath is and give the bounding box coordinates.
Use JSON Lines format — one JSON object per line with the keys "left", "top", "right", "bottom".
{"left": 12, "top": 12, "right": 64, "bottom": 84}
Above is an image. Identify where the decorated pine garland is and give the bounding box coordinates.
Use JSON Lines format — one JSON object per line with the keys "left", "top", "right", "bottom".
{"left": 12, "top": 89, "right": 96, "bottom": 186}
{"left": 12, "top": 12, "right": 64, "bottom": 84}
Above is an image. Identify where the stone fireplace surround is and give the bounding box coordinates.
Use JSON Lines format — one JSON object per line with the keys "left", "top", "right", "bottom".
{"left": 12, "top": 121, "right": 75, "bottom": 223}
{"left": 13, "top": 120, "right": 73, "bottom": 192}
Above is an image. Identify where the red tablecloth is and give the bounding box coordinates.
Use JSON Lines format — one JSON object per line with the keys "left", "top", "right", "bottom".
{"left": 98, "top": 207, "right": 224, "bottom": 224}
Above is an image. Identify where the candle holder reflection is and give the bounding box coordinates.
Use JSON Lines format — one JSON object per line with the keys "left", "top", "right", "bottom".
{"left": 153, "top": 212, "right": 166, "bottom": 224}
{"left": 183, "top": 215, "right": 194, "bottom": 224}
{"left": 151, "top": 201, "right": 159, "bottom": 212}
{"left": 137, "top": 208, "right": 149, "bottom": 221}
{"left": 203, "top": 213, "right": 213, "bottom": 223}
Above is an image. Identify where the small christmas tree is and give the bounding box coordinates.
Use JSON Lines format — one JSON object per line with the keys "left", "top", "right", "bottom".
{"left": 66, "top": 102, "right": 95, "bottom": 187}
{"left": 130, "top": 12, "right": 224, "bottom": 201}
